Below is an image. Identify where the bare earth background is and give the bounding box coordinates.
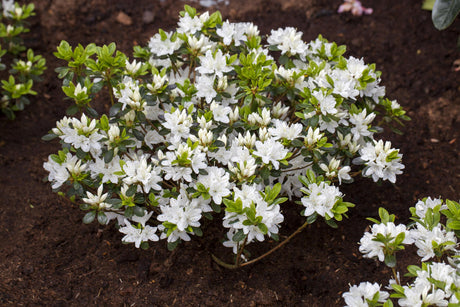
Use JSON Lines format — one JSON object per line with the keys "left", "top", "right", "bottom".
{"left": 0, "top": 0, "right": 459, "bottom": 305}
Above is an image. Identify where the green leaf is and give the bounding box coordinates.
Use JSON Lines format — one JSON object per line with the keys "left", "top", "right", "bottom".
{"left": 133, "top": 206, "right": 145, "bottom": 217}
{"left": 383, "top": 299, "right": 394, "bottom": 307}
{"left": 232, "top": 229, "right": 246, "bottom": 242}
{"left": 41, "top": 133, "right": 57, "bottom": 141}
{"left": 100, "top": 114, "right": 109, "bottom": 130}
{"left": 97, "top": 211, "right": 108, "bottom": 225}
{"left": 306, "top": 212, "right": 318, "bottom": 224}
{"left": 104, "top": 149, "right": 114, "bottom": 163}
{"left": 258, "top": 223, "right": 268, "bottom": 234}
{"left": 83, "top": 211, "right": 96, "bottom": 224}
{"left": 325, "top": 218, "right": 338, "bottom": 228}
{"left": 86, "top": 106, "right": 98, "bottom": 118}
{"left": 66, "top": 104, "right": 79, "bottom": 115}
{"left": 422, "top": 0, "right": 436, "bottom": 10}
{"left": 384, "top": 254, "right": 397, "bottom": 268}
{"left": 167, "top": 239, "right": 180, "bottom": 251}
{"left": 211, "top": 203, "right": 221, "bottom": 213}
{"left": 447, "top": 220, "right": 460, "bottom": 230}
{"left": 432, "top": 0, "right": 460, "bottom": 30}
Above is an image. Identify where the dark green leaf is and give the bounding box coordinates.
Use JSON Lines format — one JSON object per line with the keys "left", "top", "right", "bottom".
{"left": 42, "top": 133, "right": 57, "bottom": 141}
{"left": 97, "top": 211, "right": 108, "bottom": 224}
{"left": 83, "top": 211, "right": 96, "bottom": 224}
{"left": 104, "top": 149, "right": 114, "bottom": 163}
{"left": 432, "top": 0, "right": 460, "bottom": 30}
{"left": 232, "top": 229, "right": 246, "bottom": 242}
{"left": 133, "top": 206, "right": 145, "bottom": 217}
{"left": 167, "top": 239, "right": 180, "bottom": 251}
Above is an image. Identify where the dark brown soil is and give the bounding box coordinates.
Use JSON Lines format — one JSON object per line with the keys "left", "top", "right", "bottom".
{"left": 0, "top": 0, "right": 459, "bottom": 306}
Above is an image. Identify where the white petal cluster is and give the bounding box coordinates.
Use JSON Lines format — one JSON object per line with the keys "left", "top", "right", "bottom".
{"left": 223, "top": 184, "right": 284, "bottom": 245}
{"left": 413, "top": 197, "right": 445, "bottom": 219}
{"left": 198, "top": 166, "right": 231, "bottom": 204}
{"left": 267, "top": 27, "right": 308, "bottom": 57}
{"left": 359, "top": 222, "right": 412, "bottom": 262}
{"left": 398, "top": 262, "right": 460, "bottom": 307}
{"left": 123, "top": 156, "right": 162, "bottom": 192}
{"left": 300, "top": 181, "right": 342, "bottom": 218}
{"left": 343, "top": 282, "right": 389, "bottom": 307}
{"left": 148, "top": 31, "right": 182, "bottom": 56}
{"left": 58, "top": 114, "right": 104, "bottom": 155}
{"left": 119, "top": 212, "right": 159, "bottom": 248}
{"left": 253, "top": 138, "right": 288, "bottom": 170}
{"left": 410, "top": 224, "right": 457, "bottom": 261}
{"left": 358, "top": 140, "right": 404, "bottom": 183}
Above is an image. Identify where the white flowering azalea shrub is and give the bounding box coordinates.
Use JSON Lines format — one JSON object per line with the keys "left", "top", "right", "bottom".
{"left": 0, "top": 0, "right": 46, "bottom": 119}
{"left": 344, "top": 198, "right": 460, "bottom": 306}
{"left": 43, "top": 6, "right": 408, "bottom": 267}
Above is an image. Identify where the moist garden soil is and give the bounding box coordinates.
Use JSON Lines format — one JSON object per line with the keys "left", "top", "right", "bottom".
{"left": 0, "top": 0, "right": 459, "bottom": 306}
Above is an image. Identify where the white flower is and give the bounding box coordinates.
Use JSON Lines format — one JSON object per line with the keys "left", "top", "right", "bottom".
{"left": 349, "top": 109, "right": 375, "bottom": 143}
{"left": 195, "top": 74, "right": 217, "bottom": 103}
{"left": 268, "top": 119, "right": 303, "bottom": 141}
{"left": 410, "top": 223, "right": 457, "bottom": 261}
{"left": 74, "top": 83, "right": 87, "bottom": 96}
{"left": 162, "top": 108, "right": 193, "bottom": 140}
{"left": 346, "top": 56, "right": 368, "bottom": 79}
{"left": 177, "top": 12, "right": 207, "bottom": 34}
{"left": 196, "top": 49, "right": 233, "bottom": 78}
{"left": 319, "top": 158, "right": 351, "bottom": 184}
{"left": 312, "top": 90, "right": 338, "bottom": 115}
{"left": 125, "top": 59, "right": 142, "bottom": 75}
{"left": 301, "top": 181, "right": 342, "bottom": 218}
{"left": 305, "top": 127, "right": 323, "bottom": 146}
{"left": 253, "top": 138, "right": 288, "bottom": 170}
{"left": 122, "top": 156, "right": 162, "bottom": 192}
{"left": 267, "top": 27, "right": 307, "bottom": 57}
{"left": 59, "top": 113, "right": 104, "bottom": 154}
{"left": 413, "top": 197, "right": 444, "bottom": 219}
{"left": 148, "top": 31, "right": 181, "bottom": 56}
{"left": 343, "top": 282, "right": 389, "bottom": 307}
{"left": 223, "top": 184, "right": 284, "bottom": 243}
{"left": 43, "top": 153, "right": 74, "bottom": 189}
{"left": 210, "top": 101, "right": 231, "bottom": 123}
{"left": 119, "top": 218, "right": 159, "bottom": 248}
{"left": 217, "top": 20, "right": 235, "bottom": 45}
{"left": 82, "top": 184, "right": 110, "bottom": 209}
{"left": 147, "top": 73, "right": 168, "bottom": 93}
{"left": 117, "top": 77, "right": 144, "bottom": 111}
{"left": 358, "top": 140, "right": 404, "bottom": 183}
{"left": 198, "top": 166, "right": 231, "bottom": 204}
{"left": 157, "top": 188, "right": 205, "bottom": 235}
{"left": 2, "top": 0, "right": 14, "bottom": 17}
{"left": 359, "top": 222, "right": 412, "bottom": 262}
{"left": 88, "top": 155, "right": 122, "bottom": 184}
{"left": 399, "top": 282, "right": 448, "bottom": 307}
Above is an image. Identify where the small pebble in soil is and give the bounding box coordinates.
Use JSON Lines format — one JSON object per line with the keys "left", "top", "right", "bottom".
{"left": 116, "top": 11, "right": 132, "bottom": 26}
{"left": 142, "top": 10, "right": 155, "bottom": 24}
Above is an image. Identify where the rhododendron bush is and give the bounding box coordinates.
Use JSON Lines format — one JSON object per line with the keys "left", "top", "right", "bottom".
{"left": 43, "top": 6, "right": 408, "bottom": 267}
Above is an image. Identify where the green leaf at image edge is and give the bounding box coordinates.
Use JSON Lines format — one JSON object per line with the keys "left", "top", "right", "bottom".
{"left": 432, "top": 0, "right": 460, "bottom": 30}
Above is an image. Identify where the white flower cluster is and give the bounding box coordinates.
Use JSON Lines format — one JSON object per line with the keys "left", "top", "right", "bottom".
{"left": 359, "top": 198, "right": 456, "bottom": 264}
{"left": 44, "top": 7, "right": 406, "bottom": 257}
{"left": 398, "top": 262, "right": 460, "bottom": 306}
{"left": 359, "top": 221, "right": 412, "bottom": 262}
{"left": 343, "top": 282, "right": 389, "bottom": 307}
{"left": 346, "top": 198, "right": 460, "bottom": 306}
